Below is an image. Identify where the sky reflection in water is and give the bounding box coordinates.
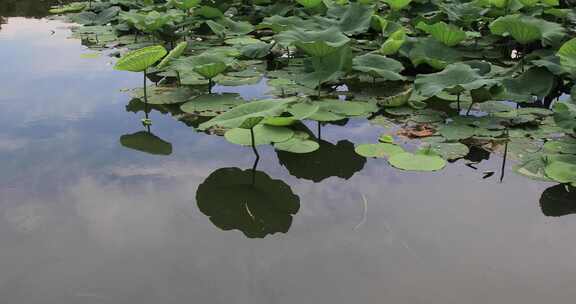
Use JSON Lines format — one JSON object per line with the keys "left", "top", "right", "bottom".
{"left": 1, "top": 13, "right": 576, "bottom": 304}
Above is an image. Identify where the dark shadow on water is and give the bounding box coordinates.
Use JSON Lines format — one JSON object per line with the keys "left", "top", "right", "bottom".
{"left": 540, "top": 184, "right": 576, "bottom": 217}
{"left": 277, "top": 139, "right": 366, "bottom": 183}
{"left": 0, "top": 0, "right": 71, "bottom": 18}
{"left": 196, "top": 158, "right": 300, "bottom": 238}
{"left": 120, "top": 130, "right": 173, "bottom": 156}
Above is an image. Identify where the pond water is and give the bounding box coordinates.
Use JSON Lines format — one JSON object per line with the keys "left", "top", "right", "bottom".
{"left": 2, "top": 4, "right": 576, "bottom": 304}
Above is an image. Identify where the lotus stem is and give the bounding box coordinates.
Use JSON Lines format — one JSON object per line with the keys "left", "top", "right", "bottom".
{"left": 466, "top": 102, "right": 474, "bottom": 116}
{"left": 208, "top": 78, "right": 213, "bottom": 94}
{"left": 457, "top": 93, "right": 461, "bottom": 112}
{"left": 143, "top": 69, "right": 149, "bottom": 120}
{"left": 499, "top": 130, "right": 509, "bottom": 183}
{"left": 176, "top": 70, "right": 181, "bottom": 87}
{"left": 250, "top": 127, "right": 260, "bottom": 186}
{"left": 317, "top": 121, "right": 322, "bottom": 141}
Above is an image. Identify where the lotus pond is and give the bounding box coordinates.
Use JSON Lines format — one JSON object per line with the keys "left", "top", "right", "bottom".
{"left": 2, "top": 0, "right": 576, "bottom": 303}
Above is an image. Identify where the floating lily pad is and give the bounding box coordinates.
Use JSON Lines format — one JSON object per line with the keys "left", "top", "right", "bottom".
{"left": 424, "top": 142, "right": 470, "bottom": 160}
{"left": 274, "top": 132, "right": 320, "bottom": 153}
{"left": 180, "top": 93, "right": 244, "bottom": 116}
{"left": 545, "top": 161, "right": 576, "bottom": 184}
{"left": 388, "top": 150, "right": 447, "bottom": 172}
{"left": 355, "top": 143, "right": 405, "bottom": 158}
{"left": 224, "top": 125, "right": 294, "bottom": 146}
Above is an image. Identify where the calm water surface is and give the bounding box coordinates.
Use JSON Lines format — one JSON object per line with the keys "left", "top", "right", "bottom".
{"left": 1, "top": 8, "right": 576, "bottom": 304}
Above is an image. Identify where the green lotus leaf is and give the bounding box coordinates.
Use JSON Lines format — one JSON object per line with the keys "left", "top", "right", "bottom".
{"left": 540, "top": 184, "right": 576, "bottom": 217}
{"left": 156, "top": 41, "right": 188, "bottom": 70}
{"left": 416, "top": 21, "right": 466, "bottom": 47}
{"left": 502, "top": 67, "right": 555, "bottom": 101}
{"left": 545, "top": 161, "right": 576, "bottom": 184}
{"left": 352, "top": 54, "right": 406, "bottom": 81}
{"left": 206, "top": 17, "right": 254, "bottom": 37}
{"left": 543, "top": 139, "right": 576, "bottom": 154}
{"left": 262, "top": 117, "right": 299, "bottom": 126}
{"left": 120, "top": 131, "right": 172, "bottom": 156}
{"left": 292, "top": 100, "right": 377, "bottom": 121}
{"left": 195, "top": 62, "right": 227, "bottom": 79}
{"left": 377, "top": 87, "right": 412, "bottom": 108}
{"left": 173, "top": 0, "right": 201, "bottom": 9}
{"left": 553, "top": 102, "right": 576, "bottom": 132}
{"left": 514, "top": 154, "right": 576, "bottom": 182}
{"left": 132, "top": 86, "right": 200, "bottom": 105}
{"left": 275, "top": 27, "right": 350, "bottom": 57}
{"left": 383, "top": 0, "right": 412, "bottom": 11}
{"left": 388, "top": 150, "right": 447, "bottom": 172}
{"left": 224, "top": 125, "right": 294, "bottom": 146}
{"left": 49, "top": 3, "right": 86, "bottom": 14}
{"left": 438, "top": 123, "right": 476, "bottom": 141}
{"left": 286, "top": 103, "right": 321, "bottom": 120}
{"left": 423, "top": 142, "right": 470, "bottom": 160}
{"left": 300, "top": 44, "right": 353, "bottom": 88}
{"left": 238, "top": 117, "right": 265, "bottom": 129}
{"left": 274, "top": 132, "right": 320, "bottom": 154}
{"left": 172, "top": 54, "right": 234, "bottom": 79}
{"left": 196, "top": 167, "right": 299, "bottom": 238}
{"left": 258, "top": 15, "right": 320, "bottom": 33}
{"left": 380, "top": 28, "right": 406, "bottom": 56}
{"left": 296, "top": 0, "right": 323, "bottom": 8}
{"left": 557, "top": 38, "right": 576, "bottom": 72}
{"left": 489, "top": 15, "right": 565, "bottom": 45}
{"left": 408, "top": 38, "right": 462, "bottom": 69}
{"left": 114, "top": 45, "right": 168, "bottom": 72}
{"left": 414, "top": 63, "right": 499, "bottom": 98}
{"left": 195, "top": 5, "right": 224, "bottom": 19}
{"left": 354, "top": 143, "right": 405, "bottom": 158}
{"left": 199, "top": 98, "right": 297, "bottom": 129}
{"left": 334, "top": 2, "right": 374, "bottom": 35}
{"left": 180, "top": 93, "right": 244, "bottom": 116}
{"left": 72, "top": 6, "right": 121, "bottom": 26}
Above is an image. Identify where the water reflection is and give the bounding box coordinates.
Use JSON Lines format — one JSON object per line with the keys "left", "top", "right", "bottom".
{"left": 196, "top": 159, "right": 300, "bottom": 238}
{"left": 277, "top": 139, "right": 366, "bottom": 183}
{"left": 0, "top": 0, "right": 64, "bottom": 18}
{"left": 120, "top": 130, "right": 173, "bottom": 156}
{"left": 540, "top": 184, "right": 576, "bottom": 217}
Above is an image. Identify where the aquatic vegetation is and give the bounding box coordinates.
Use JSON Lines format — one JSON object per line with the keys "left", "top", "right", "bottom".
{"left": 115, "top": 45, "right": 168, "bottom": 126}
{"left": 57, "top": 0, "right": 576, "bottom": 184}
{"left": 196, "top": 166, "right": 300, "bottom": 238}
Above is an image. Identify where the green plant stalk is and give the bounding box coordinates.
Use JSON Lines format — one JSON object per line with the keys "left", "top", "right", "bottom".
{"left": 208, "top": 78, "right": 213, "bottom": 94}
{"left": 250, "top": 127, "right": 260, "bottom": 186}
{"left": 466, "top": 102, "right": 475, "bottom": 116}
{"left": 317, "top": 121, "right": 322, "bottom": 141}
{"left": 143, "top": 69, "right": 150, "bottom": 121}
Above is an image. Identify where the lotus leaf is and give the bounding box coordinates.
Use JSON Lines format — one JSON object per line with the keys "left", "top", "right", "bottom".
{"left": 180, "top": 93, "right": 244, "bottom": 116}
{"left": 415, "top": 63, "right": 499, "bottom": 98}
{"left": 114, "top": 45, "right": 168, "bottom": 72}
{"left": 388, "top": 150, "right": 447, "bottom": 172}
{"left": 199, "top": 98, "right": 297, "bottom": 129}
{"left": 352, "top": 54, "right": 406, "bottom": 81}
{"left": 224, "top": 125, "right": 294, "bottom": 146}
{"left": 416, "top": 21, "right": 466, "bottom": 47}
{"left": 489, "top": 15, "right": 565, "bottom": 45}
{"left": 545, "top": 161, "right": 576, "bottom": 184}
{"left": 354, "top": 143, "right": 405, "bottom": 158}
